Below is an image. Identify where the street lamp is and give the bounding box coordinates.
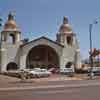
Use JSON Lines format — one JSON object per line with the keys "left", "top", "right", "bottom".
{"left": 89, "top": 17, "right": 100, "bottom": 79}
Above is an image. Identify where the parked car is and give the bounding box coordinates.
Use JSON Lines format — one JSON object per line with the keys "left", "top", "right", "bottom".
{"left": 40, "top": 69, "right": 51, "bottom": 77}
{"left": 88, "top": 67, "right": 100, "bottom": 75}
{"left": 48, "top": 68, "right": 60, "bottom": 74}
{"left": 28, "top": 68, "right": 51, "bottom": 78}
{"left": 60, "top": 68, "right": 74, "bottom": 76}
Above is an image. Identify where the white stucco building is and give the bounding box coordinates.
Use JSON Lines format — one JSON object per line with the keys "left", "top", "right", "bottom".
{"left": 0, "top": 13, "right": 81, "bottom": 72}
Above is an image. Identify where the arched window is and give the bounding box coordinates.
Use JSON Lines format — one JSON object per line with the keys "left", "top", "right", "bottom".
{"left": 8, "top": 33, "right": 15, "bottom": 44}
{"left": 66, "top": 36, "right": 73, "bottom": 45}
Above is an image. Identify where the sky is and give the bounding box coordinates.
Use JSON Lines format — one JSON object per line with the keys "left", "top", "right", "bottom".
{"left": 0, "top": 0, "right": 100, "bottom": 59}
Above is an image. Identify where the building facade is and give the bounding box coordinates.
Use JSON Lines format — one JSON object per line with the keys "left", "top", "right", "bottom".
{"left": 0, "top": 13, "right": 81, "bottom": 72}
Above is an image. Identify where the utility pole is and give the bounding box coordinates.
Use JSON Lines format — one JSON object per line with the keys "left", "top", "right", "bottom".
{"left": 89, "top": 17, "right": 100, "bottom": 79}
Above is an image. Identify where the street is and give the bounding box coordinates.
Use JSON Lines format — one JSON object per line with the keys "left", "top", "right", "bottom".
{"left": 0, "top": 79, "right": 100, "bottom": 100}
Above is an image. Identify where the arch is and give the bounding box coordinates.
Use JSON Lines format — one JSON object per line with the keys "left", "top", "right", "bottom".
{"left": 66, "top": 36, "right": 73, "bottom": 46}
{"left": 7, "top": 62, "right": 18, "bottom": 71}
{"left": 8, "top": 33, "right": 16, "bottom": 44}
{"left": 26, "top": 45, "right": 59, "bottom": 69}
{"left": 65, "top": 62, "right": 73, "bottom": 68}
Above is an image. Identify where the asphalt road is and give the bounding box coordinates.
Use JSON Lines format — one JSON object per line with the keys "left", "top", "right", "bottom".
{"left": 0, "top": 79, "right": 100, "bottom": 100}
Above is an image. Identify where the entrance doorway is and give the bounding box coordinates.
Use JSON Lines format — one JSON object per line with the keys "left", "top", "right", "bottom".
{"left": 26, "top": 45, "right": 59, "bottom": 69}
{"left": 7, "top": 62, "right": 18, "bottom": 71}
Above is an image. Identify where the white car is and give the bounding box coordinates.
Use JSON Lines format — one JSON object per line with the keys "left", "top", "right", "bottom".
{"left": 28, "top": 68, "right": 51, "bottom": 78}
{"left": 60, "top": 68, "right": 74, "bottom": 76}
{"left": 39, "top": 69, "right": 51, "bottom": 77}
{"left": 88, "top": 67, "right": 100, "bottom": 75}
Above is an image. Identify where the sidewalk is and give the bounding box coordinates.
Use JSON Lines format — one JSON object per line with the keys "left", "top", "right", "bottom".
{"left": 0, "top": 74, "right": 100, "bottom": 88}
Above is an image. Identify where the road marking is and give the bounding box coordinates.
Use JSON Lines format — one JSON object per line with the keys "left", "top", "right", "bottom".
{"left": 0, "top": 82, "right": 100, "bottom": 91}
{"left": 34, "top": 89, "right": 78, "bottom": 94}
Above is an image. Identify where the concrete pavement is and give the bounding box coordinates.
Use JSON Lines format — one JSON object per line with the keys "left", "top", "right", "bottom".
{"left": 0, "top": 81, "right": 100, "bottom": 100}
{"left": 0, "top": 74, "right": 100, "bottom": 89}
{"left": 0, "top": 74, "right": 83, "bottom": 88}
{"left": 0, "top": 80, "right": 100, "bottom": 91}
{"left": 0, "top": 74, "right": 100, "bottom": 100}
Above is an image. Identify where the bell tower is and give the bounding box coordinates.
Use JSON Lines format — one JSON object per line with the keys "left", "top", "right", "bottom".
{"left": 57, "top": 16, "right": 81, "bottom": 70}
{"left": 0, "top": 12, "right": 21, "bottom": 72}
{"left": 1, "top": 12, "right": 21, "bottom": 45}
{"left": 56, "top": 16, "right": 74, "bottom": 46}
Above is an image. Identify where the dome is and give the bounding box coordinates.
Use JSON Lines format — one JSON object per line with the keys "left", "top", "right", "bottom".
{"left": 4, "top": 20, "right": 17, "bottom": 29}
{"left": 59, "top": 24, "right": 72, "bottom": 33}
{"left": 4, "top": 12, "right": 17, "bottom": 30}
{"left": 59, "top": 16, "right": 73, "bottom": 33}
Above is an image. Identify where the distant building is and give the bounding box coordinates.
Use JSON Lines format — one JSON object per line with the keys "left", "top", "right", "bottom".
{"left": 0, "top": 12, "right": 81, "bottom": 72}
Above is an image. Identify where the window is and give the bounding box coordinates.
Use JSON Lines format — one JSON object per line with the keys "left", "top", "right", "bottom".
{"left": 67, "top": 36, "right": 73, "bottom": 45}
{"left": 8, "top": 33, "right": 15, "bottom": 44}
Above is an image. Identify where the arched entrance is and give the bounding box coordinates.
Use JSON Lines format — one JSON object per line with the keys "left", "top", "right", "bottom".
{"left": 26, "top": 45, "right": 59, "bottom": 69}
{"left": 65, "top": 62, "right": 73, "bottom": 68}
{"left": 7, "top": 62, "right": 18, "bottom": 71}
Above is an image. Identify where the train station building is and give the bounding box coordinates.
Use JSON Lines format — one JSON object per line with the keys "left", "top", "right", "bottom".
{"left": 0, "top": 13, "right": 81, "bottom": 72}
